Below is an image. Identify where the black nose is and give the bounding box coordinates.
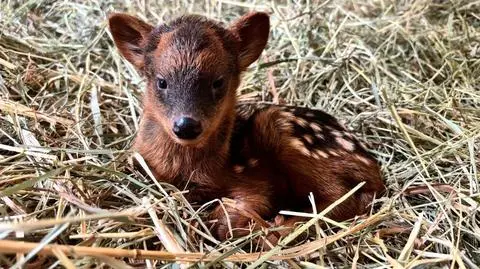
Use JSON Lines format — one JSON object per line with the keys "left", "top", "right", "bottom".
{"left": 173, "top": 117, "right": 202, "bottom": 140}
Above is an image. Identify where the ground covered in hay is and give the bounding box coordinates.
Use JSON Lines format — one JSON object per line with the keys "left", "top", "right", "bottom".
{"left": 1, "top": 0, "right": 479, "bottom": 268}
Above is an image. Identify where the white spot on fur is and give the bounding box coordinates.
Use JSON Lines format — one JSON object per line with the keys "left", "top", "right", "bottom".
{"left": 303, "top": 134, "right": 314, "bottom": 144}
{"left": 289, "top": 138, "right": 304, "bottom": 149}
{"left": 276, "top": 118, "right": 293, "bottom": 130}
{"left": 336, "top": 137, "right": 355, "bottom": 151}
{"left": 279, "top": 111, "right": 295, "bottom": 119}
{"left": 310, "top": 122, "right": 322, "bottom": 132}
{"left": 331, "top": 130, "right": 342, "bottom": 137}
{"left": 328, "top": 150, "right": 340, "bottom": 157}
{"left": 290, "top": 138, "right": 311, "bottom": 156}
{"left": 315, "top": 150, "right": 329, "bottom": 158}
{"left": 233, "top": 165, "right": 245, "bottom": 173}
{"left": 295, "top": 117, "right": 308, "bottom": 127}
{"left": 248, "top": 158, "right": 259, "bottom": 167}
{"left": 355, "top": 155, "right": 371, "bottom": 165}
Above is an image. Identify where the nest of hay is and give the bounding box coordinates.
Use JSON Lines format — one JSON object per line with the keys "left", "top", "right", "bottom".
{"left": 0, "top": 0, "right": 479, "bottom": 268}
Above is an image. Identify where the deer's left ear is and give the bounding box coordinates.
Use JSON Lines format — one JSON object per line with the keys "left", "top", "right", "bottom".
{"left": 108, "top": 13, "right": 154, "bottom": 72}
{"left": 229, "top": 12, "right": 270, "bottom": 70}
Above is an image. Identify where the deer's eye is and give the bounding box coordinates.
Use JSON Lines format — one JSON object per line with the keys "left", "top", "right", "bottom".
{"left": 157, "top": 78, "right": 167, "bottom": 89}
{"left": 212, "top": 78, "right": 224, "bottom": 89}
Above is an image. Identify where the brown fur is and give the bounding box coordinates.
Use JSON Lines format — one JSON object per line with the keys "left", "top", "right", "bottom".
{"left": 109, "top": 12, "right": 385, "bottom": 247}
{"left": 211, "top": 104, "right": 385, "bottom": 244}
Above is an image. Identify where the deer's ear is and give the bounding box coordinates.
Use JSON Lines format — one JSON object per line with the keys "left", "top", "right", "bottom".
{"left": 230, "top": 12, "right": 270, "bottom": 70}
{"left": 108, "top": 13, "right": 154, "bottom": 71}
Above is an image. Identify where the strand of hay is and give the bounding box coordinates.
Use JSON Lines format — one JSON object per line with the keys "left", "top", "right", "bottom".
{"left": 0, "top": 208, "right": 389, "bottom": 262}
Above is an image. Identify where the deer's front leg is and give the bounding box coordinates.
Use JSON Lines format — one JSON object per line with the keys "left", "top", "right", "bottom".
{"left": 209, "top": 193, "right": 273, "bottom": 241}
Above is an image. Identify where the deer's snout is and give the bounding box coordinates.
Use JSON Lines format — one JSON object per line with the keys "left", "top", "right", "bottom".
{"left": 173, "top": 117, "right": 203, "bottom": 140}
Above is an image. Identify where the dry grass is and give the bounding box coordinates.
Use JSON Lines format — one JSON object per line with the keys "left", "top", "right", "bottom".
{"left": 1, "top": 0, "right": 479, "bottom": 268}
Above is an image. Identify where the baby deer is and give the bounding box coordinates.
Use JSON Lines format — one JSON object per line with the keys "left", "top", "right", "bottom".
{"left": 109, "top": 11, "right": 385, "bottom": 244}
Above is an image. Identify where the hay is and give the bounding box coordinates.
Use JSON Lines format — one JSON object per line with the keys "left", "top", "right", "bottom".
{"left": 1, "top": 0, "right": 479, "bottom": 268}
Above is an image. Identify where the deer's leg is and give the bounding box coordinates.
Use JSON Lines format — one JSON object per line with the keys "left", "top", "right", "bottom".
{"left": 209, "top": 193, "right": 274, "bottom": 241}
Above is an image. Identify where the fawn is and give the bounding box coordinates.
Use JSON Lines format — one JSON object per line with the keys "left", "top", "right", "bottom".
{"left": 109, "top": 11, "right": 385, "bottom": 244}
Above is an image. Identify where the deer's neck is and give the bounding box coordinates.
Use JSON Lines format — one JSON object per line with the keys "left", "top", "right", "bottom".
{"left": 134, "top": 113, "right": 234, "bottom": 185}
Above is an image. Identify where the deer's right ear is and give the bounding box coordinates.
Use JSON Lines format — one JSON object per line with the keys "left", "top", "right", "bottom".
{"left": 108, "top": 13, "right": 154, "bottom": 71}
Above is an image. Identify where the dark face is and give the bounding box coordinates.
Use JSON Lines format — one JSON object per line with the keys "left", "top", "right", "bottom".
{"left": 143, "top": 24, "right": 240, "bottom": 145}
{"left": 109, "top": 12, "right": 270, "bottom": 146}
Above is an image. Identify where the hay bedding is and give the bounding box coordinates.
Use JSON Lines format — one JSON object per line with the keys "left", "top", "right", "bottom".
{"left": 0, "top": 0, "right": 479, "bottom": 268}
